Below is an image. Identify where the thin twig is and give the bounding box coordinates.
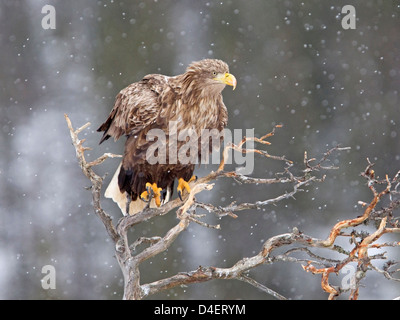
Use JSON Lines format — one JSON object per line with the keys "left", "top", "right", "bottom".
{"left": 237, "top": 275, "right": 287, "bottom": 300}
{"left": 66, "top": 114, "right": 400, "bottom": 300}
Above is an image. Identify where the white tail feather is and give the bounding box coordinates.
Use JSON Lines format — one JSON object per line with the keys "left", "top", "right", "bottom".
{"left": 105, "top": 162, "right": 170, "bottom": 216}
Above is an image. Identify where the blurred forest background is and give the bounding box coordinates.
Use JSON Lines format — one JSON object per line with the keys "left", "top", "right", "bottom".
{"left": 1, "top": 0, "right": 399, "bottom": 299}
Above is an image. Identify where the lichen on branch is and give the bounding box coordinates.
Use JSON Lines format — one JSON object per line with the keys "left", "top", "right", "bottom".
{"left": 65, "top": 114, "right": 399, "bottom": 300}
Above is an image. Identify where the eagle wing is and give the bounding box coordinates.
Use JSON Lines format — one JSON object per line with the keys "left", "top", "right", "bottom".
{"left": 98, "top": 59, "right": 235, "bottom": 216}
{"left": 97, "top": 74, "right": 169, "bottom": 144}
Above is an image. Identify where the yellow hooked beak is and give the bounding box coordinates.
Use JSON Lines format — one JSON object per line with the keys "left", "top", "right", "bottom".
{"left": 214, "top": 72, "right": 237, "bottom": 90}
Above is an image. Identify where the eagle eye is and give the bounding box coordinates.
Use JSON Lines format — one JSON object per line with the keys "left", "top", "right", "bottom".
{"left": 212, "top": 71, "right": 217, "bottom": 76}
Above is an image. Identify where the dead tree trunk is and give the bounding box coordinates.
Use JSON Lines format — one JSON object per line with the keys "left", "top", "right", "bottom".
{"left": 65, "top": 114, "right": 400, "bottom": 300}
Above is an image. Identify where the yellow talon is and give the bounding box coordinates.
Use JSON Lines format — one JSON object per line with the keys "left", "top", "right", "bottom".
{"left": 177, "top": 176, "right": 197, "bottom": 201}
{"left": 140, "top": 182, "right": 163, "bottom": 207}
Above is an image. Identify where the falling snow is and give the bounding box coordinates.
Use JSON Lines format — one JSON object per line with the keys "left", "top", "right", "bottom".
{"left": 1, "top": 0, "right": 399, "bottom": 300}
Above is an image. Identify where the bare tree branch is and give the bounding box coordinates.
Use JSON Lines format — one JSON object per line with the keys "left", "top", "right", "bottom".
{"left": 237, "top": 275, "right": 287, "bottom": 300}
{"left": 64, "top": 114, "right": 119, "bottom": 243}
{"left": 65, "top": 114, "right": 399, "bottom": 300}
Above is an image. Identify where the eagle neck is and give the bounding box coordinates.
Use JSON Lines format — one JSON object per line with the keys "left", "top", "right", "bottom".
{"left": 170, "top": 74, "right": 226, "bottom": 132}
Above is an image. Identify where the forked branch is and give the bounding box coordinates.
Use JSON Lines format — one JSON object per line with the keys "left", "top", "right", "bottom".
{"left": 66, "top": 114, "right": 399, "bottom": 300}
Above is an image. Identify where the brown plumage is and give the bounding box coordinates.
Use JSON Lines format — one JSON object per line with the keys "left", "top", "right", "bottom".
{"left": 98, "top": 59, "right": 236, "bottom": 215}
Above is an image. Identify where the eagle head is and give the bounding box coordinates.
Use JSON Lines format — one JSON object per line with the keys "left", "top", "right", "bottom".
{"left": 185, "top": 59, "right": 237, "bottom": 94}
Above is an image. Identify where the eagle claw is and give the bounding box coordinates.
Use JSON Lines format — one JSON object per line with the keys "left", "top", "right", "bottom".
{"left": 140, "top": 182, "right": 163, "bottom": 207}
{"left": 177, "top": 176, "right": 197, "bottom": 201}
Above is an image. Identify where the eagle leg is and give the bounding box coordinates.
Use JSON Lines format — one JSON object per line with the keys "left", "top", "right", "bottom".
{"left": 177, "top": 176, "right": 197, "bottom": 201}
{"left": 139, "top": 183, "right": 153, "bottom": 203}
{"left": 140, "top": 182, "right": 163, "bottom": 207}
{"left": 125, "top": 193, "right": 132, "bottom": 215}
